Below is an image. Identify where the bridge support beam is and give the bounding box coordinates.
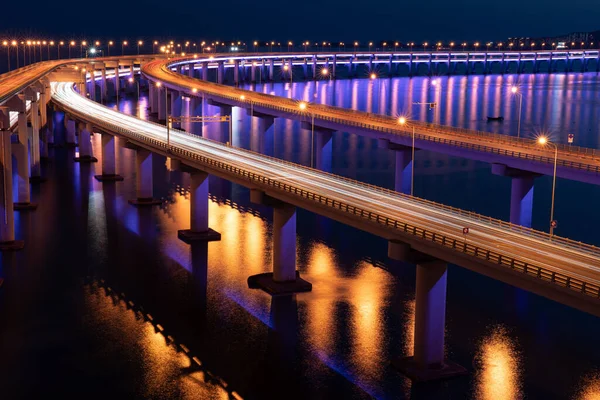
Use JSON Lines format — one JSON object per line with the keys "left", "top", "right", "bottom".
{"left": 94, "top": 133, "right": 123, "bottom": 182}
{"left": 129, "top": 148, "right": 161, "bottom": 206}
{"left": 0, "top": 107, "right": 24, "bottom": 250}
{"left": 388, "top": 242, "right": 466, "bottom": 381}
{"left": 492, "top": 164, "right": 540, "bottom": 227}
{"left": 74, "top": 122, "right": 98, "bottom": 162}
{"left": 177, "top": 168, "right": 221, "bottom": 243}
{"left": 248, "top": 191, "right": 311, "bottom": 295}
{"left": 394, "top": 148, "right": 413, "bottom": 195}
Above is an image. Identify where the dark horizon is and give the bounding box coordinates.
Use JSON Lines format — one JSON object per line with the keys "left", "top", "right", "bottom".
{"left": 1, "top": 0, "right": 599, "bottom": 43}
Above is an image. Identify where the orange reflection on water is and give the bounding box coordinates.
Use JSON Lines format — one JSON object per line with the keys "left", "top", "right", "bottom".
{"left": 576, "top": 372, "right": 600, "bottom": 400}
{"left": 403, "top": 299, "right": 416, "bottom": 357}
{"left": 474, "top": 326, "right": 522, "bottom": 400}
{"left": 84, "top": 283, "right": 231, "bottom": 399}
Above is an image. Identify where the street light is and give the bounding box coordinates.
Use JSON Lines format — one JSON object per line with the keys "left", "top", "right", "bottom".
{"left": 370, "top": 72, "right": 377, "bottom": 80}
{"left": 122, "top": 40, "right": 128, "bottom": 55}
{"left": 537, "top": 136, "right": 558, "bottom": 237}
{"left": 137, "top": 40, "right": 143, "bottom": 54}
{"left": 511, "top": 86, "right": 523, "bottom": 138}
{"left": 398, "top": 116, "right": 415, "bottom": 195}
{"left": 321, "top": 67, "right": 331, "bottom": 80}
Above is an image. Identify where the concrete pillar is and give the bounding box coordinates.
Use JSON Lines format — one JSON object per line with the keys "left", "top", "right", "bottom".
{"left": 101, "top": 68, "right": 107, "bottom": 99}
{"left": 189, "top": 97, "right": 204, "bottom": 135}
{"left": 149, "top": 82, "right": 156, "bottom": 114}
{"left": 217, "top": 61, "right": 224, "bottom": 84}
{"left": 413, "top": 260, "right": 447, "bottom": 369}
{"left": 177, "top": 170, "right": 221, "bottom": 243}
{"left": 234, "top": 60, "right": 240, "bottom": 85}
{"left": 332, "top": 55, "right": 337, "bottom": 78}
{"left": 510, "top": 176, "right": 535, "bottom": 227}
{"left": 315, "top": 130, "right": 333, "bottom": 173}
{"left": 312, "top": 57, "right": 317, "bottom": 79}
{"left": 129, "top": 148, "right": 160, "bottom": 206}
{"left": 303, "top": 58, "right": 308, "bottom": 79}
{"left": 13, "top": 98, "right": 35, "bottom": 210}
{"left": 94, "top": 133, "right": 123, "bottom": 181}
{"left": 202, "top": 62, "right": 208, "bottom": 81}
{"left": 188, "top": 64, "right": 195, "bottom": 78}
{"left": 0, "top": 107, "right": 23, "bottom": 249}
{"left": 251, "top": 116, "right": 275, "bottom": 154}
{"left": 46, "top": 106, "right": 54, "bottom": 146}
{"left": 269, "top": 59, "right": 275, "bottom": 81}
{"left": 394, "top": 149, "right": 413, "bottom": 195}
{"left": 348, "top": 57, "right": 354, "bottom": 77}
{"left": 29, "top": 100, "right": 41, "bottom": 180}
{"left": 114, "top": 66, "right": 120, "bottom": 95}
{"left": 65, "top": 115, "right": 77, "bottom": 146}
{"left": 89, "top": 69, "right": 97, "bottom": 101}
{"left": 74, "top": 122, "right": 97, "bottom": 162}
{"left": 388, "top": 55, "right": 393, "bottom": 76}
{"left": 273, "top": 205, "right": 297, "bottom": 282}
{"left": 157, "top": 86, "right": 166, "bottom": 123}
{"left": 170, "top": 90, "right": 182, "bottom": 128}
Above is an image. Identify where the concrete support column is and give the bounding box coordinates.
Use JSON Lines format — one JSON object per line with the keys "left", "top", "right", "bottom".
{"left": 114, "top": 66, "right": 120, "bottom": 95}
{"left": 234, "top": 60, "right": 240, "bottom": 85}
{"left": 269, "top": 59, "right": 275, "bottom": 81}
{"left": 101, "top": 68, "right": 108, "bottom": 99}
{"left": 190, "top": 97, "right": 204, "bottom": 135}
{"left": 394, "top": 149, "right": 413, "bottom": 195}
{"left": 202, "top": 62, "right": 208, "bottom": 81}
{"left": 177, "top": 170, "right": 221, "bottom": 243}
{"left": 348, "top": 57, "right": 354, "bottom": 77}
{"left": 388, "top": 55, "right": 394, "bottom": 76}
{"left": 149, "top": 82, "right": 156, "bottom": 114}
{"left": 303, "top": 59, "right": 308, "bottom": 79}
{"left": 414, "top": 260, "right": 448, "bottom": 369}
{"left": 46, "top": 106, "right": 54, "bottom": 146}
{"left": 312, "top": 57, "right": 317, "bottom": 79}
{"left": 157, "top": 86, "right": 166, "bottom": 123}
{"left": 188, "top": 64, "right": 195, "bottom": 78}
{"left": 510, "top": 176, "right": 535, "bottom": 227}
{"left": 65, "top": 115, "right": 77, "bottom": 146}
{"left": 0, "top": 107, "right": 23, "bottom": 250}
{"left": 13, "top": 98, "right": 35, "bottom": 210}
{"left": 250, "top": 115, "right": 274, "bottom": 155}
{"left": 170, "top": 90, "right": 182, "bottom": 128}
{"left": 217, "top": 61, "right": 224, "bottom": 84}
{"left": 332, "top": 55, "right": 337, "bottom": 78}
{"left": 248, "top": 192, "right": 311, "bottom": 295}
{"left": 272, "top": 205, "right": 297, "bottom": 282}
{"left": 89, "top": 69, "right": 97, "bottom": 101}
{"left": 94, "top": 133, "right": 123, "bottom": 182}
{"left": 74, "top": 122, "right": 97, "bottom": 162}
{"left": 315, "top": 130, "right": 333, "bottom": 173}
{"left": 251, "top": 63, "right": 257, "bottom": 83}
{"left": 409, "top": 54, "right": 414, "bottom": 77}
{"left": 29, "top": 101, "right": 41, "bottom": 180}
{"left": 129, "top": 148, "right": 161, "bottom": 206}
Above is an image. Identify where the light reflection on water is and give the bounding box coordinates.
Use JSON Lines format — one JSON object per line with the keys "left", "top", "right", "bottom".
{"left": 473, "top": 326, "right": 522, "bottom": 400}
{"left": 576, "top": 371, "right": 600, "bottom": 400}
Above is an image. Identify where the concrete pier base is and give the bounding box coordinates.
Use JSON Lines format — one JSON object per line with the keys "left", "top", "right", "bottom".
{"left": 177, "top": 170, "right": 221, "bottom": 243}
{"left": 248, "top": 193, "right": 311, "bottom": 295}
{"left": 94, "top": 133, "right": 123, "bottom": 181}
{"left": 73, "top": 123, "right": 98, "bottom": 163}
{"left": 392, "top": 259, "right": 466, "bottom": 381}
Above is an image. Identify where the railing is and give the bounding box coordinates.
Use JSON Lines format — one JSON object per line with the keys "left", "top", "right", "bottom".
{"left": 52, "top": 87, "right": 600, "bottom": 302}
{"left": 145, "top": 61, "right": 600, "bottom": 174}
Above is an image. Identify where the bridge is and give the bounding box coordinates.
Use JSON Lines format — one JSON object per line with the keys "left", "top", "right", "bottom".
{"left": 140, "top": 53, "right": 600, "bottom": 228}
{"left": 1, "top": 53, "right": 600, "bottom": 381}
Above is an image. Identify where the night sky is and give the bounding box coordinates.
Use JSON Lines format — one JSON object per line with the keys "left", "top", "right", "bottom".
{"left": 2, "top": 0, "right": 599, "bottom": 42}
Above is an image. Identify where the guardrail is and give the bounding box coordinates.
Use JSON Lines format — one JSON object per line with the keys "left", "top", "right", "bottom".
{"left": 52, "top": 85, "right": 600, "bottom": 301}
{"left": 146, "top": 61, "right": 600, "bottom": 174}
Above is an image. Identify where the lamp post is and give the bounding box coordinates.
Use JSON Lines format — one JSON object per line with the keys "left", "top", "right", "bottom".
{"left": 122, "top": 40, "right": 128, "bottom": 56}
{"left": 511, "top": 86, "right": 523, "bottom": 138}
{"left": 137, "top": 40, "right": 143, "bottom": 55}
{"left": 12, "top": 41, "right": 19, "bottom": 68}
{"left": 398, "top": 117, "right": 416, "bottom": 195}
{"left": 538, "top": 136, "right": 558, "bottom": 237}
{"left": 2, "top": 41, "right": 9, "bottom": 71}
